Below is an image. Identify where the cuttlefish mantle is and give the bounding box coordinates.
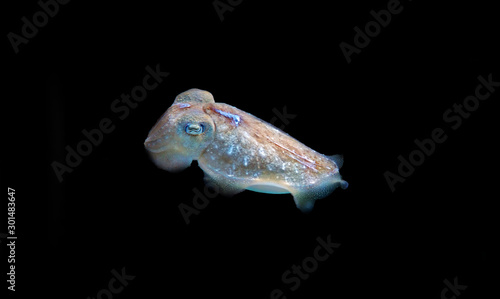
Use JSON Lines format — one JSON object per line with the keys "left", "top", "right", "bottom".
{"left": 144, "top": 88, "right": 348, "bottom": 212}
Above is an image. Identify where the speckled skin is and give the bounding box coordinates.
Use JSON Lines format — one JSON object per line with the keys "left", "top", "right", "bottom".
{"left": 145, "top": 88, "right": 348, "bottom": 212}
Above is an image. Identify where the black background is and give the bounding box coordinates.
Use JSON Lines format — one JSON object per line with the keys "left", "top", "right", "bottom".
{"left": 2, "top": 0, "right": 499, "bottom": 298}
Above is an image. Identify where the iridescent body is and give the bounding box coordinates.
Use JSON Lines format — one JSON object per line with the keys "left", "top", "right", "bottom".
{"left": 144, "top": 88, "right": 348, "bottom": 212}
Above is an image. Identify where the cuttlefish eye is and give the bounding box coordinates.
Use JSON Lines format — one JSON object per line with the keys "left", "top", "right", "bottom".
{"left": 185, "top": 123, "right": 205, "bottom": 135}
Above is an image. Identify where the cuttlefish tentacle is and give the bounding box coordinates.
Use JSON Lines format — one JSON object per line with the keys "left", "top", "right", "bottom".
{"left": 145, "top": 88, "right": 348, "bottom": 212}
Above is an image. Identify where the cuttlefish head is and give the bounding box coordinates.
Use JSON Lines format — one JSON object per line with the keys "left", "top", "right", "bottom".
{"left": 144, "top": 88, "right": 216, "bottom": 172}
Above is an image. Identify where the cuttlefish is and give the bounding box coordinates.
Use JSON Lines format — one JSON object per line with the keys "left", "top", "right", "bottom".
{"left": 144, "top": 88, "right": 348, "bottom": 212}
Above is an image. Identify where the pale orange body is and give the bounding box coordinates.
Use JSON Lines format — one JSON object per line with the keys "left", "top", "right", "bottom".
{"left": 145, "top": 89, "right": 348, "bottom": 212}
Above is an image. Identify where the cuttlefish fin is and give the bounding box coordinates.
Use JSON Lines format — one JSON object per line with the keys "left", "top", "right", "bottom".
{"left": 203, "top": 172, "right": 245, "bottom": 197}
{"left": 327, "top": 154, "right": 344, "bottom": 169}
